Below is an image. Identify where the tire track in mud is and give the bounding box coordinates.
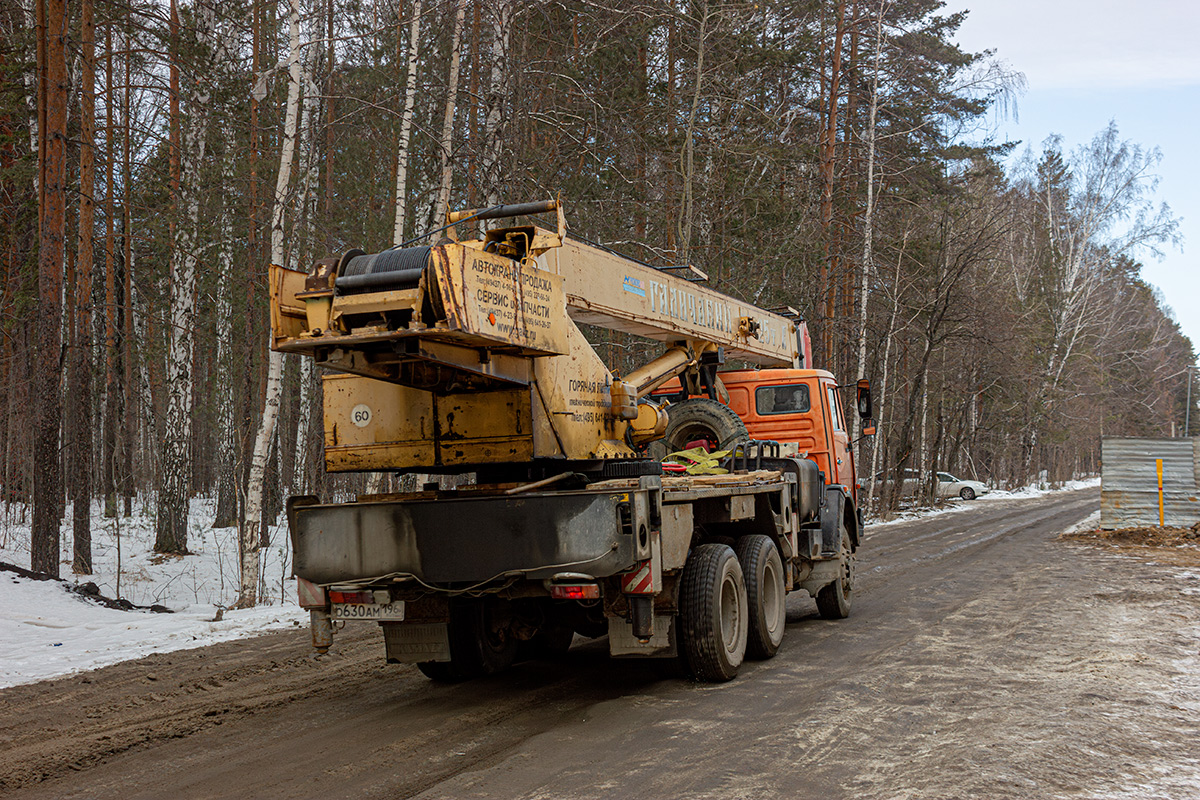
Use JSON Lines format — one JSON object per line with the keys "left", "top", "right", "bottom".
{"left": 0, "top": 491, "right": 1088, "bottom": 799}
{"left": 399, "top": 488, "right": 1197, "bottom": 799}
{"left": 392, "top": 495, "right": 1097, "bottom": 799}
{"left": 0, "top": 621, "right": 674, "bottom": 799}
{"left": 367, "top": 491, "right": 1110, "bottom": 799}
{"left": 11, "top": 487, "right": 1196, "bottom": 800}
{"left": 863, "top": 492, "right": 1099, "bottom": 562}
{"left": 0, "top": 628, "right": 383, "bottom": 794}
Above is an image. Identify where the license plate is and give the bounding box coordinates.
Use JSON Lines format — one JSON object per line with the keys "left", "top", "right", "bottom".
{"left": 330, "top": 601, "right": 406, "bottom": 621}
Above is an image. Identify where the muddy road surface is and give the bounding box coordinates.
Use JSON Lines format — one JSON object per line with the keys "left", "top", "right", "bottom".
{"left": 4, "top": 487, "right": 1199, "bottom": 799}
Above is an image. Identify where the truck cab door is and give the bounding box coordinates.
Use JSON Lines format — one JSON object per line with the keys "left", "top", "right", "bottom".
{"left": 824, "top": 383, "right": 855, "bottom": 497}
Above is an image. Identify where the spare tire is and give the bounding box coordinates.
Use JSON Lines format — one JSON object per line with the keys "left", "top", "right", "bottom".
{"left": 646, "top": 398, "right": 749, "bottom": 460}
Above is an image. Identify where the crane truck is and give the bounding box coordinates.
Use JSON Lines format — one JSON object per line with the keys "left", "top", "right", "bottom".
{"left": 269, "top": 200, "right": 873, "bottom": 682}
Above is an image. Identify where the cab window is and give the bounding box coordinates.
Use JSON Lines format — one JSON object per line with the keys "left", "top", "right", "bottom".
{"left": 826, "top": 386, "right": 844, "bottom": 432}
{"left": 755, "top": 384, "right": 811, "bottom": 415}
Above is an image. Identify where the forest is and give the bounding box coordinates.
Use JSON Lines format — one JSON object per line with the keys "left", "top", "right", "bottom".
{"left": 4, "top": 0, "right": 1194, "bottom": 603}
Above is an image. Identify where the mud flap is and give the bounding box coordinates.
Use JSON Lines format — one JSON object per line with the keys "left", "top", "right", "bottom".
{"left": 608, "top": 615, "right": 677, "bottom": 657}
{"left": 382, "top": 622, "right": 451, "bottom": 663}
{"left": 820, "top": 488, "right": 846, "bottom": 557}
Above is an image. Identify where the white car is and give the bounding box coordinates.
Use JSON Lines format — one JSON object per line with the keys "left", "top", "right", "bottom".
{"left": 934, "top": 471, "right": 990, "bottom": 501}
{"left": 875, "top": 470, "right": 990, "bottom": 501}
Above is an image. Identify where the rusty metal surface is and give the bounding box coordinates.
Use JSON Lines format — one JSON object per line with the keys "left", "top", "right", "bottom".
{"left": 1100, "top": 437, "right": 1200, "bottom": 528}
{"left": 321, "top": 374, "right": 534, "bottom": 472}
{"left": 291, "top": 485, "right": 658, "bottom": 585}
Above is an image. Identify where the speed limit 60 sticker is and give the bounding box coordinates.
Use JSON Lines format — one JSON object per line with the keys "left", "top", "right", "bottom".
{"left": 351, "top": 404, "right": 372, "bottom": 428}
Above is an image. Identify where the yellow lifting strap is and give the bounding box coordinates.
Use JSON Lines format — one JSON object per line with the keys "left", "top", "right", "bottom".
{"left": 664, "top": 447, "right": 731, "bottom": 475}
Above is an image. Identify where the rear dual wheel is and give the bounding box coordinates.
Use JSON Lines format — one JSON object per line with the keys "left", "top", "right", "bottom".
{"left": 735, "top": 535, "right": 786, "bottom": 659}
{"left": 679, "top": 544, "right": 749, "bottom": 682}
{"left": 418, "top": 599, "right": 518, "bottom": 682}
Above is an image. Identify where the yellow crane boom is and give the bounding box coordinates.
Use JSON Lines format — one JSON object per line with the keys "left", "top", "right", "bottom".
{"left": 268, "top": 200, "right": 801, "bottom": 474}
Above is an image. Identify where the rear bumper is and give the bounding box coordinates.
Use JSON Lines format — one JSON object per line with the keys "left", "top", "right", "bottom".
{"left": 290, "top": 483, "right": 658, "bottom": 586}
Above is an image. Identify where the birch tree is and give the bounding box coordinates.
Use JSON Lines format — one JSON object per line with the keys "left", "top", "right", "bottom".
{"left": 852, "top": 0, "right": 887, "bottom": 443}
{"left": 480, "top": 0, "right": 512, "bottom": 208}
{"left": 155, "top": 0, "right": 219, "bottom": 554}
{"left": 292, "top": 34, "right": 324, "bottom": 495}
{"left": 238, "top": 0, "right": 303, "bottom": 607}
{"left": 392, "top": 0, "right": 423, "bottom": 244}
{"left": 1020, "top": 124, "right": 1179, "bottom": 462}
{"left": 431, "top": 0, "right": 467, "bottom": 228}
{"left": 213, "top": 149, "right": 239, "bottom": 528}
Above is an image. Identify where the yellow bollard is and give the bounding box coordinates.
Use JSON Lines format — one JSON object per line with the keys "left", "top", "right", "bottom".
{"left": 1156, "top": 458, "right": 1164, "bottom": 527}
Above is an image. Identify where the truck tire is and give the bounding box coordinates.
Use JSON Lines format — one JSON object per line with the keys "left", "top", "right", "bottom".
{"left": 678, "top": 543, "right": 748, "bottom": 682}
{"left": 815, "top": 521, "right": 854, "bottom": 620}
{"left": 648, "top": 398, "right": 749, "bottom": 460}
{"left": 520, "top": 619, "right": 575, "bottom": 661}
{"left": 735, "top": 535, "right": 786, "bottom": 659}
{"left": 418, "top": 599, "right": 518, "bottom": 682}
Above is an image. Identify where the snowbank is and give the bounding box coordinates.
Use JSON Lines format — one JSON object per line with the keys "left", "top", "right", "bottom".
{"left": 0, "top": 498, "right": 304, "bottom": 689}
{"left": 867, "top": 476, "right": 1101, "bottom": 530}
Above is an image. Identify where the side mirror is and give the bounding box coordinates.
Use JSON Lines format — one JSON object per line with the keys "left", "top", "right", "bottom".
{"left": 856, "top": 379, "right": 873, "bottom": 419}
{"left": 862, "top": 419, "right": 876, "bottom": 438}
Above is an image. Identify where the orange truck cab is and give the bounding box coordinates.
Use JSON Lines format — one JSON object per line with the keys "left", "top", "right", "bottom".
{"left": 652, "top": 370, "right": 863, "bottom": 498}
{"left": 717, "top": 368, "right": 858, "bottom": 503}
{"left": 651, "top": 364, "right": 873, "bottom": 553}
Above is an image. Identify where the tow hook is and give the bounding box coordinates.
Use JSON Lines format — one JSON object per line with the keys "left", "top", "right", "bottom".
{"left": 310, "top": 609, "right": 333, "bottom": 654}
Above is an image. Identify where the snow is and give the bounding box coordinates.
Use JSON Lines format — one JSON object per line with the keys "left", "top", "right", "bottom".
{"left": 0, "top": 497, "right": 305, "bottom": 689}
{"left": 866, "top": 476, "right": 1102, "bottom": 531}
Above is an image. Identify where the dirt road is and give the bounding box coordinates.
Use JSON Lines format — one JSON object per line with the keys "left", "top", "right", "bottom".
{"left": 3, "top": 487, "right": 1198, "bottom": 799}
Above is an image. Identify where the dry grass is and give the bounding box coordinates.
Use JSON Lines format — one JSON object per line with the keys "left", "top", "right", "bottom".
{"left": 1061, "top": 525, "right": 1200, "bottom": 568}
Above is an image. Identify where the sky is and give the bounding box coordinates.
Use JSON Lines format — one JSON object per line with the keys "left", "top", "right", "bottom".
{"left": 941, "top": 0, "right": 1200, "bottom": 354}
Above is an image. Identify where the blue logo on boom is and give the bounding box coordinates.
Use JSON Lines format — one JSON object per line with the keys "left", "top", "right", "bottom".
{"left": 623, "top": 276, "right": 646, "bottom": 297}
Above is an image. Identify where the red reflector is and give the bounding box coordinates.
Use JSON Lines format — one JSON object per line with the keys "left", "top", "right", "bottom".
{"left": 328, "top": 590, "right": 373, "bottom": 604}
{"left": 550, "top": 584, "right": 599, "bottom": 600}
{"left": 296, "top": 577, "right": 326, "bottom": 609}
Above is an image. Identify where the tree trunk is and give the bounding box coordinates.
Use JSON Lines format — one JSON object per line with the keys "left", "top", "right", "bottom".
{"left": 121, "top": 26, "right": 135, "bottom": 516}
{"left": 480, "top": 0, "right": 512, "bottom": 208}
{"left": 323, "top": 0, "right": 335, "bottom": 253}
{"left": 291, "top": 39, "right": 322, "bottom": 496}
{"left": 677, "top": 0, "right": 709, "bottom": 263}
{"left": 466, "top": 0, "right": 480, "bottom": 207}
{"left": 31, "top": 0, "right": 69, "bottom": 577}
{"left": 239, "top": 0, "right": 303, "bottom": 608}
{"left": 431, "top": 0, "right": 467, "bottom": 229}
{"left": 818, "top": 0, "right": 847, "bottom": 366}
{"left": 71, "top": 0, "right": 97, "bottom": 574}
{"left": 102, "top": 22, "right": 118, "bottom": 519}
{"left": 391, "top": 0, "right": 423, "bottom": 244}
{"left": 867, "top": 232, "right": 906, "bottom": 513}
{"left": 852, "top": 0, "right": 884, "bottom": 443}
{"left": 213, "top": 148, "right": 239, "bottom": 528}
{"left": 155, "top": 0, "right": 217, "bottom": 554}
